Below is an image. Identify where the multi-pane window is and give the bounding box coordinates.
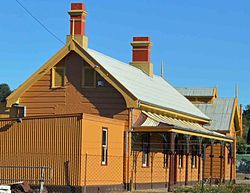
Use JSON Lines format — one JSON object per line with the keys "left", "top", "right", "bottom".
{"left": 52, "top": 66, "right": 65, "bottom": 88}
{"left": 191, "top": 145, "right": 197, "bottom": 169}
{"left": 142, "top": 133, "right": 150, "bottom": 167}
{"left": 163, "top": 153, "right": 168, "bottom": 168}
{"left": 178, "top": 143, "right": 184, "bottom": 168}
{"left": 191, "top": 154, "right": 197, "bottom": 168}
{"left": 179, "top": 154, "right": 183, "bottom": 168}
{"left": 82, "top": 66, "right": 96, "bottom": 88}
{"left": 101, "top": 128, "right": 108, "bottom": 165}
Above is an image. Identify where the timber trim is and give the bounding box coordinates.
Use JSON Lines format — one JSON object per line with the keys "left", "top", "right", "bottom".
{"left": 0, "top": 113, "right": 83, "bottom": 121}
{"left": 72, "top": 40, "right": 138, "bottom": 108}
{"left": 6, "top": 40, "right": 138, "bottom": 109}
{"left": 6, "top": 39, "right": 211, "bottom": 124}
{"left": 132, "top": 127, "right": 233, "bottom": 142}
{"left": 6, "top": 42, "right": 72, "bottom": 107}
{"left": 139, "top": 102, "right": 210, "bottom": 124}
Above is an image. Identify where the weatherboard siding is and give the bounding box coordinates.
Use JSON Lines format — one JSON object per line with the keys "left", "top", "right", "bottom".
{"left": 19, "top": 52, "right": 129, "bottom": 125}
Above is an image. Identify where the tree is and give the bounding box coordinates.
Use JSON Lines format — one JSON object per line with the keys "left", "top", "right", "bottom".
{"left": 236, "top": 135, "right": 247, "bottom": 154}
{"left": 0, "top": 83, "right": 11, "bottom": 102}
{"left": 242, "top": 105, "right": 250, "bottom": 142}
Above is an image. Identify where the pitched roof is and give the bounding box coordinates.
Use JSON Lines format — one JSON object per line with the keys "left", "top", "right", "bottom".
{"left": 86, "top": 48, "right": 209, "bottom": 121}
{"left": 6, "top": 40, "right": 209, "bottom": 121}
{"left": 176, "top": 87, "right": 217, "bottom": 97}
{"left": 195, "top": 98, "right": 235, "bottom": 131}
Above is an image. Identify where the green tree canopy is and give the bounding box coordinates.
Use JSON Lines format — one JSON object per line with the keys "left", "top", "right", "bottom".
{"left": 243, "top": 105, "right": 250, "bottom": 143}
{"left": 0, "top": 83, "right": 11, "bottom": 102}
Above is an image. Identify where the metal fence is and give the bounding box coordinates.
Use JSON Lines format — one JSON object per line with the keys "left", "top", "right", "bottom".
{"left": 236, "top": 154, "right": 250, "bottom": 173}
{"left": 0, "top": 153, "right": 124, "bottom": 193}
{"left": 0, "top": 149, "right": 233, "bottom": 193}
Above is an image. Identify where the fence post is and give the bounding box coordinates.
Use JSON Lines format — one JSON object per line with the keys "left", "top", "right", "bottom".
{"left": 40, "top": 166, "right": 45, "bottom": 193}
{"left": 201, "top": 144, "right": 206, "bottom": 193}
{"left": 84, "top": 153, "right": 88, "bottom": 193}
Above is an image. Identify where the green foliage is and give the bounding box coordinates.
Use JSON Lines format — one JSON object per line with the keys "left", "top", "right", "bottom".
{"left": 0, "top": 83, "right": 11, "bottom": 102}
{"left": 174, "top": 183, "right": 250, "bottom": 193}
{"left": 237, "top": 136, "right": 247, "bottom": 153}
{"left": 243, "top": 105, "right": 250, "bottom": 142}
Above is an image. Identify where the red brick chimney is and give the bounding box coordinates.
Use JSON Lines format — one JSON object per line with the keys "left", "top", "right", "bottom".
{"left": 130, "top": 37, "right": 153, "bottom": 77}
{"left": 67, "top": 3, "right": 88, "bottom": 48}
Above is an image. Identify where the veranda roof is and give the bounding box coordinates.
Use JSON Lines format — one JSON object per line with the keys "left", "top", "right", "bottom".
{"left": 133, "top": 111, "right": 233, "bottom": 142}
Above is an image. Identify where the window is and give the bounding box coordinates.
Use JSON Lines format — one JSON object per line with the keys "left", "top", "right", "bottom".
{"left": 191, "top": 145, "right": 197, "bottom": 169}
{"left": 142, "top": 133, "right": 150, "bottom": 167}
{"left": 101, "top": 128, "right": 108, "bottom": 165}
{"left": 162, "top": 134, "right": 168, "bottom": 168}
{"left": 179, "top": 154, "right": 183, "bottom": 168}
{"left": 52, "top": 66, "right": 65, "bottom": 88}
{"left": 82, "top": 66, "right": 96, "bottom": 88}
{"left": 163, "top": 153, "right": 168, "bottom": 168}
{"left": 191, "top": 154, "right": 197, "bottom": 169}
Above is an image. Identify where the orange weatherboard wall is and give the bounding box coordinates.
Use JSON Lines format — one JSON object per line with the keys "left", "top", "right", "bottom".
{"left": 19, "top": 52, "right": 129, "bottom": 126}
{"left": 0, "top": 113, "right": 126, "bottom": 187}
{"left": 81, "top": 114, "right": 125, "bottom": 185}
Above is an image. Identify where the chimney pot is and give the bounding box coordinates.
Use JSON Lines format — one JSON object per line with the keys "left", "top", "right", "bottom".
{"left": 130, "top": 36, "right": 153, "bottom": 77}
{"left": 67, "top": 3, "right": 88, "bottom": 48}
{"left": 71, "top": 3, "right": 85, "bottom": 10}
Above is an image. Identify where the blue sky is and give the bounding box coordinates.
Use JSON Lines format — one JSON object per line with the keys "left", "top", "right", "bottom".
{"left": 0, "top": 0, "right": 249, "bottom": 107}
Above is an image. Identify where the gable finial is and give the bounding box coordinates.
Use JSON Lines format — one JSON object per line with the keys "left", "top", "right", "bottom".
{"left": 235, "top": 84, "right": 238, "bottom": 99}
{"left": 161, "top": 60, "right": 164, "bottom": 78}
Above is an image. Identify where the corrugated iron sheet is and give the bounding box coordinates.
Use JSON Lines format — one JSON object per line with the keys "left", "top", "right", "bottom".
{"left": 86, "top": 48, "right": 209, "bottom": 121}
{"left": 141, "top": 111, "right": 227, "bottom": 138}
{"left": 176, "top": 87, "right": 215, "bottom": 97}
{"left": 195, "top": 98, "right": 235, "bottom": 131}
{"left": 0, "top": 114, "right": 82, "bottom": 186}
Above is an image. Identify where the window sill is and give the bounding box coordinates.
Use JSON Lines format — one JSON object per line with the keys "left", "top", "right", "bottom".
{"left": 51, "top": 86, "right": 65, "bottom": 89}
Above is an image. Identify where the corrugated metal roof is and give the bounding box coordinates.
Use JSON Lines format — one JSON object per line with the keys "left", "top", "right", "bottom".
{"left": 86, "top": 48, "right": 209, "bottom": 120}
{"left": 195, "top": 98, "right": 235, "bottom": 131}
{"left": 141, "top": 111, "right": 228, "bottom": 138}
{"left": 176, "top": 87, "right": 215, "bottom": 97}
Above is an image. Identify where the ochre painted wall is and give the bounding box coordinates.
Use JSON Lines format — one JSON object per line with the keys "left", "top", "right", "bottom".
{"left": 81, "top": 113, "right": 126, "bottom": 186}
{"left": 0, "top": 113, "right": 127, "bottom": 187}
{"left": 19, "top": 52, "right": 129, "bottom": 126}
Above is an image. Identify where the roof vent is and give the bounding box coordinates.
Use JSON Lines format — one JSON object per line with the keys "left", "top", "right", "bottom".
{"left": 10, "top": 104, "right": 26, "bottom": 119}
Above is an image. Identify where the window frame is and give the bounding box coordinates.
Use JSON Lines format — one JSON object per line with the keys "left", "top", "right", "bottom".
{"left": 162, "top": 135, "right": 168, "bottom": 168}
{"left": 142, "top": 133, "right": 150, "bottom": 167}
{"left": 51, "top": 66, "right": 66, "bottom": 88}
{"left": 101, "top": 127, "right": 108, "bottom": 166}
{"left": 81, "top": 65, "right": 96, "bottom": 88}
{"left": 191, "top": 154, "right": 197, "bottom": 169}
{"left": 163, "top": 153, "right": 169, "bottom": 168}
{"left": 178, "top": 154, "right": 183, "bottom": 168}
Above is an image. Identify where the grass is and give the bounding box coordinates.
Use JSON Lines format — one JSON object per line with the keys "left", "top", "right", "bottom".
{"left": 173, "top": 183, "right": 250, "bottom": 193}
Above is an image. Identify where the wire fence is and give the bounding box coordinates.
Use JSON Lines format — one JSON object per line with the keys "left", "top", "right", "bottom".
{"left": 0, "top": 148, "right": 234, "bottom": 193}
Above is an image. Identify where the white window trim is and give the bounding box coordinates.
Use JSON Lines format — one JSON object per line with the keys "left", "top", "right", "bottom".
{"left": 142, "top": 134, "right": 149, "bottom": 167}
{"left": 101, "top": 128, "right": 108, "bottom": 165}
{"left": 191, "top": 155, "right": 197, "bottom": 169}
{"left": 179, "top": 154, "right": 183, "bottom": 168}
{"left": 142, "top": 151, "right": 149, "bottom": 167}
